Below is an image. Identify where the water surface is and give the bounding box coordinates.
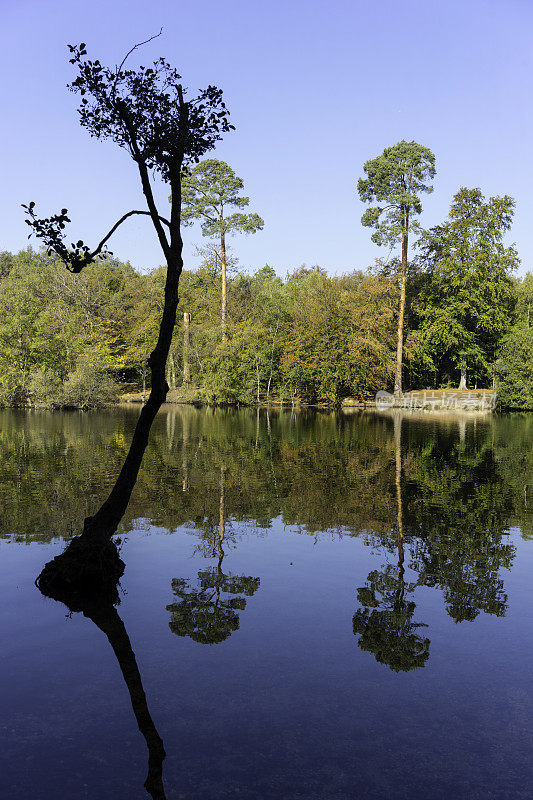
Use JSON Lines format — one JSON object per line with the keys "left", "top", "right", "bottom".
{"left": 1, "top": 407, "right": 532, "bottom": 799}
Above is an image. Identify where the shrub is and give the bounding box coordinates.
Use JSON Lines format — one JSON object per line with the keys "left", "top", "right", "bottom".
{"left": 61, "top": 361, "right": 119, "bottom": 410}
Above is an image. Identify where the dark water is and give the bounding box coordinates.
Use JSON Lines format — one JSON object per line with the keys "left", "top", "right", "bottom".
{"left": 1, "top": 406, "right": 533, "bottom": 799}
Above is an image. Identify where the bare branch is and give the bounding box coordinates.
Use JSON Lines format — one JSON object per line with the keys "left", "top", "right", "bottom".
{"left": 115, "top": 28, "right": 163, "bottom": 78}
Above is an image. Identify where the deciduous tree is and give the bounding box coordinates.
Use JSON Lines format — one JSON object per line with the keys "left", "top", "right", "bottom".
{"left": 414, "top": 188, "right": 517, "bottom": 389}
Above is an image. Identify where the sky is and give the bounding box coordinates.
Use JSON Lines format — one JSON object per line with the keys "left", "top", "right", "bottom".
{"left": 1, "top": 0, "right": 532, "bottom": 276}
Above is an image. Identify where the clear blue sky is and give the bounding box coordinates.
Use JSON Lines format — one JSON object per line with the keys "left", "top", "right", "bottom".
{"left": 2, "top": 0, "right": 531, "bottom": 276}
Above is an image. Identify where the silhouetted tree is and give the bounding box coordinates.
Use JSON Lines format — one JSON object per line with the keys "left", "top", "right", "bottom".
{"left": 28, "top": 34, "right": 232, "bottom": 589}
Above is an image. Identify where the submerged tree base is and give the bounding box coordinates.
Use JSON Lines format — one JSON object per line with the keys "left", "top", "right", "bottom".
{"left": 36, "top": 532, "right": 125, "bottom": 608}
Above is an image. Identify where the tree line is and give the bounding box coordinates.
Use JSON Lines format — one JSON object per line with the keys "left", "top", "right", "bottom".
{"left": 1, "top": 185, "right": 531, "bottom": 409}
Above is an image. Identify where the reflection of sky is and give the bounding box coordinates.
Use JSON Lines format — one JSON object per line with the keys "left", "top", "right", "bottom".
{"left": 2, "top": 522, "right": 533, "bottom": 799}
{"left": 2, "top": 0, "right": 532, "bottom": 276}
{"left": 1, "top": 406, "right": 532, "bottom": 795}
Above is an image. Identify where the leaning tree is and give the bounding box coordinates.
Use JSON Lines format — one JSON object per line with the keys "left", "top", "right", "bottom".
{"left": 25, "top": 35, "right": 233, "bottom": 590}
{"left": 358, "top": 141, "right": 436, "bottom": 395}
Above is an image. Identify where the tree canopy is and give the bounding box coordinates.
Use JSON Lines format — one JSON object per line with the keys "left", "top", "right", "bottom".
{"left": 413, "top": 187, "right": 518, "bottom": 388}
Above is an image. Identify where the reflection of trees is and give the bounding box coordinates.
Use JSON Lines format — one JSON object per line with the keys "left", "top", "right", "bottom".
{"left": 36, "top": 581, "right": 166, "bottom": 800}
{"left": 404, "top": 430, "right": 515, "bottom": 623}
{"left": 353, "top": 415, "right": 430, "bottom": 672}
{"left": 84, "top": 601, "right": 166, "bottom": 800}
{"left": 353, "top": 566, "right": 430, "bottom": 672}
{"left": 166, "top": 466, "right": 260, "bottom": 644}
{"left": 7, "top": 406, "right": 529, "bottom": 664}
{"left": 4, "top": 408, "right": 530, "bottom": 548}
{"left": 493, "top": 414, "right": 533, "bottom": 540}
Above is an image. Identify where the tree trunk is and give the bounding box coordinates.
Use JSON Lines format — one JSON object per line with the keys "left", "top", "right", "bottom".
{"left": 219, "top": 465, "right": 226, "bottom": 546}
{"left": 221, "top": 230, "right": 227, "bottom": 342}
{"left": 182, "top": 410, "right": 189, "bottom": 492}
{"left": 82, "top": 188, "right": 183, "bottom": 539}
{"left": 182, "top": 312, "right": 191, "bottom": 386}
{"left": 458, "top": 368, "right": 467, "bottom": 390}
{"left": 394, "top": 227, "right": 408, "bottom": 396}
{"left": 168, "top": 352, "right": 176, "bottom": 390}
{"left": 394, "top": 413, "right": 403, "bottom": 543}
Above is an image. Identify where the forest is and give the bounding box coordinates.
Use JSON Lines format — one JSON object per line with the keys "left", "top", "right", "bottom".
{"left": 3, "top": 148, "right": 533, "bottom": 412}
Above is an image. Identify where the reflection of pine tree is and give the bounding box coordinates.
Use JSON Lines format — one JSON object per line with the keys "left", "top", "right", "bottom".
{"left": 167, "top": 570, "right": 260, "bottom": 645}
{"left": 166, "top": 465, "right": 260, "bottom": 644}
{"left": 353, "top": 415, "right": 430, "bottom": 672}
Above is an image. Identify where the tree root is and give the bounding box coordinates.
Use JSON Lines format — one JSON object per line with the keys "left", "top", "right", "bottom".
{"left": 36, "top": 533, "right": 125, "bottom": 610}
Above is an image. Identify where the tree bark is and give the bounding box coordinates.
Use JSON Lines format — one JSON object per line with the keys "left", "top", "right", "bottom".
{"left": 458, "top": 368, "right": 467, "bottom": 390}
{"left": 167, "top": 352, "right": 176, "bottom": 390}
{"left": 394, "top": 224, "right": 408, "bottom": 396}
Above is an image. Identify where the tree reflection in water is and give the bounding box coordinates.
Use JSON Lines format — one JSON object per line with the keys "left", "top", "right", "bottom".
{"left": 167, "top": 465, "right": 260, "bottom": 644}
{"left": 36, "top": 580, "right": 167, "bottom": 800}
{"left": 353, "top": 414, "right": 430, "bottom": 672}
{"left": 353, "top": 411, "right": 517, "bottom": 671}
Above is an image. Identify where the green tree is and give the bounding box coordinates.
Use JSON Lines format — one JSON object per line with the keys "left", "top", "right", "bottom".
{"left": 358, "top": 141, "right": 436, "bottom": 395}
{"left": 494, "top": 273, "right": 533, "bottom": 409}
{"left": 414, "top": 188, "right": 517, "bottom": 389}
{"left": 495, "top": 329, "right": 533, "bottom": 409}
{"left": 181, "top": 159, "right": 264, "bottom": 341}
{"left": 166, "top": 466, "right": 260, "bottom": 643}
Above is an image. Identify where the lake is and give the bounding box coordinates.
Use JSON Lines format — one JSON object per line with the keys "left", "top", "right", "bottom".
{"left": 1, "top": 406, "right": 533, "bottom": 799}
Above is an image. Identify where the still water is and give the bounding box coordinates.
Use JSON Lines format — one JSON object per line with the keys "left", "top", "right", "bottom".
{"left": 1, "top": 406, "right": 533, "bottom": 799}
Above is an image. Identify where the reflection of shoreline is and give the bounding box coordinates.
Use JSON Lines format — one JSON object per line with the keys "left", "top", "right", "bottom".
{"left": 366, "top": 407, "right": 492, "bottom": 424}
{"left": 3, "top": 406, "right": 529, "bottom": 546}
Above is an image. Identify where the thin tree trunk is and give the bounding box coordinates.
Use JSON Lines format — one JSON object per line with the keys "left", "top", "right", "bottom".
{"left": 182, "top": 312, "right": 191, "bottom": 386}
{"left": 219, "top": 465, "right": 226, "bottom": 546}
{"left": 84, "top": 183, "right": 183, "bottom": 539}
{"left": 458, "top": 368, "right": 467, "bottom": 390}
{"left": 394, "top": 413, "right": 403, "bottom": 542}
{"left": 168, "top": 352, "right": 176, "bottom": 390}
{"left": 221, "top": 230, "right": 227, "bottom": 342}
{"left": 394, "top": 225, "right": 408, "bottom": 396}
{"left": 182, "top": 410, "right": 190, "bottom": 492}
